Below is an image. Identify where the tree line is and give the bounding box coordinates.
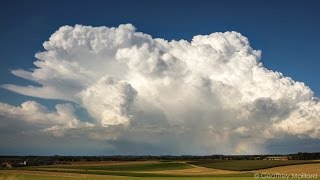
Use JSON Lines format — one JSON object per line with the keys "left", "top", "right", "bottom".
{"left": 1, "top": 152, "right": 320, "bottom": 167}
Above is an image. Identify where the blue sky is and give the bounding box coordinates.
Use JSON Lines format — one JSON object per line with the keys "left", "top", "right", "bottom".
{"left": 0, "top": 0, "right": 320, "bottom": 155}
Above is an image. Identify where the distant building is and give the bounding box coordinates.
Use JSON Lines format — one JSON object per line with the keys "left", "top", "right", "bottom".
{"left": 12, "top": 160, "right": 26, "bottom": 167}
{"left": 2, "top": 160, "right": 27, "bottom": 167}
{"left": 3, "top": 162, "right": 12, "bottom": 168}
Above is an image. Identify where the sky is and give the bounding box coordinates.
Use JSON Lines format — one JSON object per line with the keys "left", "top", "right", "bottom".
{"left": 0, "top": 0, "right": 320, "bottom": 155}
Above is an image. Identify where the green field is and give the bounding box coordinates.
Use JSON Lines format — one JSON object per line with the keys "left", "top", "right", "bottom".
{"left": 44, "top": 162, "right": 192, "bottom": 171}
{"left": 189, "top": 160, "right": 320, "bottom": 171}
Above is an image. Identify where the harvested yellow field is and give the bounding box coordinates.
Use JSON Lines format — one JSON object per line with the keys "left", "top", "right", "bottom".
{"left": 0, "top": 170, "right": 128, "bottom": 179}
{"left": 254, "top": 163, "right": 320, "bottom": 174}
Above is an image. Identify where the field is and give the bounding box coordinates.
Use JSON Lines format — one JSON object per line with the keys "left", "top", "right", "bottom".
{"left": 1, "top": 160, "right": 319, "bottom": 179}
{"left": 189, "top": 160, "right": 320, "bottom": 171}
{"left": 45, "top": 162, "right": 191, "bottom": 171}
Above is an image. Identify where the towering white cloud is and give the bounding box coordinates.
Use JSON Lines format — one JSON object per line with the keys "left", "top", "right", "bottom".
{"left": 80, "top": 76, "right": 137, "bottom": 127}
{"left": 1, "top": 24, "right": 319, "bottom": 154}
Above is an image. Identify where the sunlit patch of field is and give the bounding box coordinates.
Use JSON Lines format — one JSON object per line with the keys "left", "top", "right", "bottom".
{"left": 254, "top": 163, "right": 320, "bottom": 174}
{"left": 0, "top": 170, "right": 128, "bottom": 179}
{"left": 142, "top": 165, "right": 241, "bottom": 175}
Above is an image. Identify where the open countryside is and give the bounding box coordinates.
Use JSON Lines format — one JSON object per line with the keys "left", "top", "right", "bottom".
{"left": 1, "top": 155, "right": 320, "bottom": 179}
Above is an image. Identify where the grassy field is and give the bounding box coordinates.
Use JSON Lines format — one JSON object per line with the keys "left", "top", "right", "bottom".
{"left": 43, "top": 162, "right": 192, "bottom": 171}
{"left": 1, "top": 160, "right": 319, "bottom": 179}
{"left": 189, "top": 160, "right": 320, "bottom": 171}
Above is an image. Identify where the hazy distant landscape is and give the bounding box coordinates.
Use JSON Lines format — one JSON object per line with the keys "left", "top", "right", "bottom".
{"left": 1, "top": 153, "right": 320, "bottom": 179}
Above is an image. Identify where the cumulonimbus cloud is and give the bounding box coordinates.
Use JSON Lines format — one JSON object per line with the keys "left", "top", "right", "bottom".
{"left": 1, "top": 24, "right": 319, "bottom": 154}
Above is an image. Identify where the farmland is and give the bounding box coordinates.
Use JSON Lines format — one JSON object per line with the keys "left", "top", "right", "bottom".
{"left": 189, "top": 160, "right": 320, "bottom": 171}
{"left": 45, "top": 162, "right": 192, "bottom": 171}
{"left": 1, "top": 160, "right": 319, "bottom": 179}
